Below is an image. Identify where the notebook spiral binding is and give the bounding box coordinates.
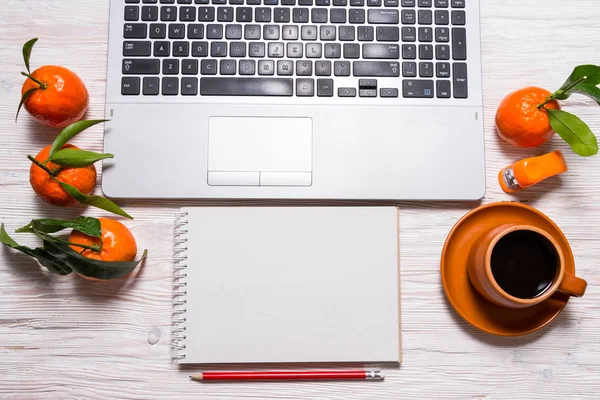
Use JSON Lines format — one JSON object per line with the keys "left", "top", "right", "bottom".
{"left": 172, "top": 210, "right": 188, "bottom": 362}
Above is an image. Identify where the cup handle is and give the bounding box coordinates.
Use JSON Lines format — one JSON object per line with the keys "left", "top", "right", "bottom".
{"left": 557, "top": 272, "right": 587, "bottom": 297}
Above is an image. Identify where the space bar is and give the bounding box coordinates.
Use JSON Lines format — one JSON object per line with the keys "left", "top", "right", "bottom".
{"left": 200, "top": 78, "right": 294, "bottom": 96}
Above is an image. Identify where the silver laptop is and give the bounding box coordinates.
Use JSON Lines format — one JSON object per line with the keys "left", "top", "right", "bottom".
{"left": 103, "top": 0, "right": 484, "bottom": 200}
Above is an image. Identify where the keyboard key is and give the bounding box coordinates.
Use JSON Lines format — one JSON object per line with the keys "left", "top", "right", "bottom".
{"left": 338, "top": 25, "right": 355, "bottom": 41}
{"left": 293, "top": 8, "right": 310, "bottom": 22}
{"left": 124, "top": 23, "right": 147, "bottom": 38}
{"left": 256, "top": 7, "right": 272, "bottom": 22}
{"left": 363, "top": 43, "right": 400, "bottom": 59}
{"left": 435, "top": 10, "right": 449, "bottom": 24}
{"left": 200, "top": 77, "right": 294, "bottom": 96}
{"left": 380, "top": 88, "right": 398, "bottom": 97}
{"left": 162, "top": 77, "right": 179, "bottom": 95}
{"left": 435, "top": 27, "right": 449, "bottom": 42}
{"left": 239, "top": 59, "right": 256, "bottom": 75}
{"left": 123, "top": 59, "right": 160, "bottom": 74}
{"left": 334, "top": 60, "right": 351, "bottom": 76}
{"left": 402, "top": 44, "right": 416, "bottom": 59}
{"left": 436, "top": 80, "right": 451, "bottom": 98}
{"left": 123, "top": 41, "right": 152, "bottom": 56}
{"left": 419, "top": 44, "right": 433, "bottom": 60}
{"left": 182, "top": 59, "right": 199, "bottom": 74}
{"left": 173, "top": 41, "right": 189, "bottom": 56}
{"left": 353, "top": 61, "right": 400, "bottom": 76}
{"left": 221, "top": 59, "right": 237, "bottom": 74}
{"left": 226, "top": 24, "right": 243, "bottom": 39}
{"left": 368, "top": 9, "right": 398, "bottom": 24}
{"left": 435, "top": 0, "right": 448, "bottom": 6}
{"left": 230, "top": 41, "right": 247, "bottom": 57}
{"left": 181, "top": 77, "right": 198, "bottom": 95}
{"left": 268, "top": 42, "right": 285, "bottom": 57}
{"left": 401, "top": 0, "right": 415, "bottom": 5}
{"left": 160, "top": 6, "right": 177, "bottom": 20}
{"left": 343, "top": 43, "right": 360, "bottom": 58}
{"left": 264, "top": 25, "right": 280, "bottom": 39}
{"left": 359, "top": 78, "right": 377, "bottom": 89}
{"left": 331, "top": 9, "right": 347, "bottom": 23}
{"left": 368, "top": 0, "right": 382, "bottom": 6}
{"left": 317, "top": 78, "right": 334, "bottom": 96}
{"left": 143, "top": 77, "right": 160, "bottom": 95}
{"left": 163, "top": 58, "right": 180, "bottom": 74}
{"left": 296, "top": 78, "right": 315, "bottom": 96}
{"left": 315, "top": 60, "right": 332, "bottom": 75}
{"left": 419, "top": 61, "right": 433, "bottom": 77}
{"left": 283, "top": 25, "right": 299, "bottom": 39}
{"left": 325, "top": 43, "right": 341, "bottom": 58}
{"left": 249, "top": 42, "right": 266, "bottom": 57}
{"left": 149, "top": 23, "right": 166, "bottom": 38}
{"left": 401, "top": 27, "right": 416, "bottom": 42}
{"left": 217, "top": 7, "right": 234, "bottom": 21}
{"left": 359, "top": 89, "right": 376, "bottom": 97}
{"left": 435, "top": 44, "right": 450, "bottom": 60}
{"left": 350, "top": 0, "right": 365, "bottom": 5}
{"left": 282, "top": 0, "right": 296, "bottom": 4}
{"left": 230, "top": 0, "right": 244, "bottom": 4}
{"left": 187, "top": 24, "right": 204, "bottom": 38}
{"left": 201, "top": 59, "right": 218, "bottom": 74}
{"left": 180, "top": 6, "right": 196, "bottom": 21}
{"left": 333, "top": 0, "right": 347, "bottom": 5}
{"left": 192, "top": 41, "right": 209, "bottom": 57}
{"left": 245, "top": 24, "right": 261, "bottom": 39}
{"left": 198, "top": 7, "right": 215, "bottom": 21}
{"left": 451, "top": 10, "right": 465, "bottom": 25}
{"left": 403, "top": 79, "right": 433, "bottom": 97}
{"left": 296, "top": 60, "right": 313, "bottom": 75}
{"left": 287, "top": 42, "right": 303, "bottom": 57}
{"left": 452, "top": 27, "right": 466, "bottom": 60}
{"left": 236, "top": 7, "right": 253, "bottom": 22}
{"left": 274, "top": 8, "right": 291, "bottom": 22}
{"left": 125, "top": 6, "right": 140, "bottom": 21}
{"left": 277, "top": 60, "right": 294, "bottom": 75}
{"left": 121, "top": 77, "right": 140, "bottom": 95}
{"left": 206, "top": 24, "right": 223, "bottom": 39}
{"left": 299, "top": 0, "right": 313, "bottom": 4}
{"left": 436, "top": 61, "right": 450, "bottom": 77}
{"left": 300, "top": 25, "right": 317, "bottom": 40}
{"left": 349, "top": 9, "right": 365, "bottom": 23}
{"left": 312, "top": 8, "right": 328, "bottom": 23}
{"left": 401, "top": 10, "right": 415, "bottom": 24}
{"left": 384, "top": 0, "right": 398, "bottom": 6}
{"left": 141, "top": 6, "right": 158, "bottom": 20}
{"left": 306, "top": 43, "right": 322, "bottom": 58}
{"left": 168, "top": 24, "right": 186, "bottom": 38}
{"left": 320, "top": 25, "right": 336, "bottom": 40}
{"left": 357, "top": 25, "right": 374, "bottom": 41}
{"left": 338, "top": 87, "right": 356, "bottom": 97}
{"left": 418, "top": 9, "right": 432, "bottom": 24}
{"left": 265, "top": 0, "right": 279, "bottom": 4}
{"left": 402, "top": 61, "right": 417, "bottom": 77}
{"left": 418, "top": 27, "right": 432, "bottom": 42}
{"left": 452, "top": 62, "right": 467, "bottom": 98}
{"left": 451, "top": 0, "right": 464, "bottom": 7}
{"left": 418, "top": 0, "right": 431, "bottom": 6}
{"left": 210, "top": 41, "right": 227, "bottom": 56}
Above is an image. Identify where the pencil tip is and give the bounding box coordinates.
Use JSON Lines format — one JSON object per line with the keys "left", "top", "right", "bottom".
{"left": 190, "top": 373, "right": 203, "bottom": 381}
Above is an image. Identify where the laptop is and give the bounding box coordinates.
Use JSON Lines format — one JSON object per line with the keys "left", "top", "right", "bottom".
{"left": 103, "top": 0, "right": 484, "bottom": 200}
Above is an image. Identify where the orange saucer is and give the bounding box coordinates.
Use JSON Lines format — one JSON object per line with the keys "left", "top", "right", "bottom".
{"left": 441, "top": 202, "right": 574, "bottom": 336}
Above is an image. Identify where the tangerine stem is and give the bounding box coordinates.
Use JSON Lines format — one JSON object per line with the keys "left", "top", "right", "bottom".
{"left": 537, "top": 76, "right": 588, "bottom": 109}
{"left": 20, "top": 72, "right": 47, "bottom": 89}
{"left": 27, "top": 155, "right": 57, "bottom": 177}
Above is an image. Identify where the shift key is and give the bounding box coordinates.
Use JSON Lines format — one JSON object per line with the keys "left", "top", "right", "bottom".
{"left": 353, "top": 61, "right": 400, "bottom": 77}
{"left": 122, "top": 59, "right": 160, "bottom": 74}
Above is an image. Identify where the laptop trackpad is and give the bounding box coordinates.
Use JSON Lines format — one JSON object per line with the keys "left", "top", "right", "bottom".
{"left": 207, "top": 117, "right": 313, "bottom": 186}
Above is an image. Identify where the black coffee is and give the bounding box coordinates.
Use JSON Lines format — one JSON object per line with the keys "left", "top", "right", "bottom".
{"left": 490, "top": 230, "right": 558, "bottom": 299}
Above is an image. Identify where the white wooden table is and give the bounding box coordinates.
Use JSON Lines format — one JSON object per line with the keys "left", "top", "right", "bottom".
{"left": 1, "top": 1, "right": 599, "bottom": 398}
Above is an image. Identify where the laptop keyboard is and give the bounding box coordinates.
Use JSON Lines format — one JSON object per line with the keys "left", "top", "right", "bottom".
{"left": 120, "top": 0, "right": 468, "bottom": 98}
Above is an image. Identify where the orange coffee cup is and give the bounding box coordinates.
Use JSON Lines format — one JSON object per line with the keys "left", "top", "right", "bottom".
{"left": 467, "top": 224, "right": 587, "bottom": 308}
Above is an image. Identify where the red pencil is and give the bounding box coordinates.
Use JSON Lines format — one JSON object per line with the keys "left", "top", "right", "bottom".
{"left": 190, "top": 370, "right": 384, "bottom": 382}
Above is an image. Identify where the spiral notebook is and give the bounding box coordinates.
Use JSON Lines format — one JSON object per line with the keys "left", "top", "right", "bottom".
{"left": 173, "top": 207, "right": 401, "bottom": 364}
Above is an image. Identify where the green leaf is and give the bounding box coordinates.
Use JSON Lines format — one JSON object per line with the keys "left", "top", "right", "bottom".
{"left": 58, "top": 181, "right": 133, "bottom": 219}
{"left": 0, "top": 223, "right": 72, "bottom": 275}
{"left": 554, "top": 65, "right": 600, "bottom": 100}
{"left": 572, "top": 82, "right": 600, "bottom": 105}
{"left": 546, "top": 109, "right": 599, "bottom": 157}
{"left": 15, "top": 87, "right": 39, "bottom": 123}
{"left": 48, "top": 148, "right": 114, "bottom": 168}
{"left": 44, "top": 240, "right": 147, "bottom": 280}
{"left": 22, "top": 38, "right": 38, "bottom": 74}
{"left": 49, "top": 120, "right": 108, "bottom": 158}
{"left": 17, "top": 217, "right": 102, "bottom": 237}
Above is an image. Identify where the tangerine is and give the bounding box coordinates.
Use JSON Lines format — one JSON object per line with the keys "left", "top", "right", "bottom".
{"left": 69, "top": 218, "right": 138, "bottom": 263}
{"left": 496, "top": 87, "right": 560, "bottom": 148}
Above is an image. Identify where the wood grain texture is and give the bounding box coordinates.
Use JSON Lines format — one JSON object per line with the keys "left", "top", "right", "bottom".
{"left": 1, "top": 0, "right": 600, "bottom": 399}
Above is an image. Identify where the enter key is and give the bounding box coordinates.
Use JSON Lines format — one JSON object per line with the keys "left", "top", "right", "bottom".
{"left": 363, "top": 44, "right": 400, "bottom": 59}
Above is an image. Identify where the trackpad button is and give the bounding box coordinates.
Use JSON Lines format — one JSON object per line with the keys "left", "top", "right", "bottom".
{"left": 208, "top": 117, "right": 313, "bottom": 186}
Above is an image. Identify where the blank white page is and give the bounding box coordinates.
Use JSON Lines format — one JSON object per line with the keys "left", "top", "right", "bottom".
{"left": 181, "top": 207, "right": 401, "bottom": 364}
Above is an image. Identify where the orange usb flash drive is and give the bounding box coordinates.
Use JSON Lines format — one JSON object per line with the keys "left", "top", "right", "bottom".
{"left": 499, "top": 150, "right": 568, "bottom": 193}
